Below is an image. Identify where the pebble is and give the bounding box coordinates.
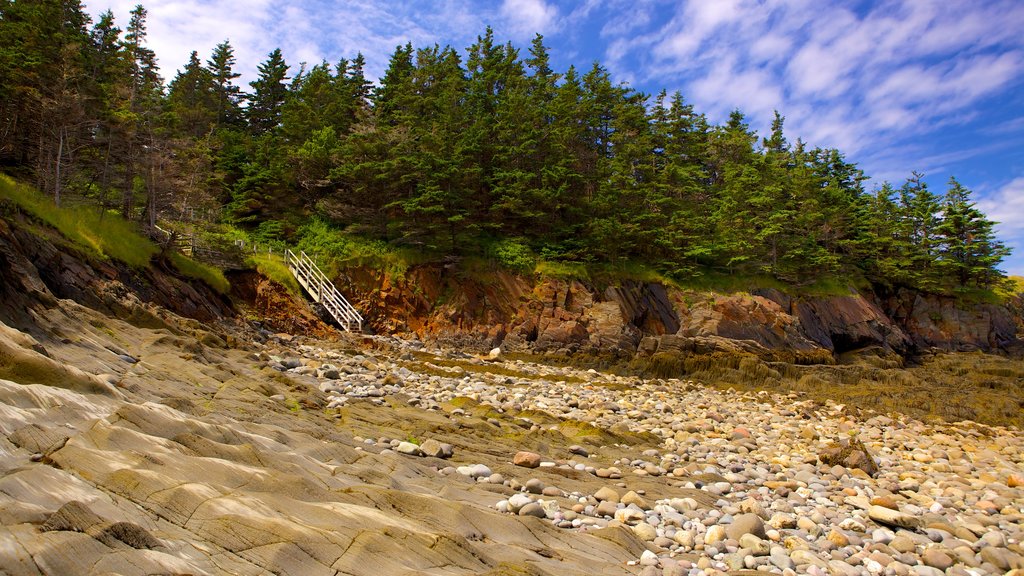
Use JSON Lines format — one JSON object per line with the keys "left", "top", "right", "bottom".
{"left": 868, "top": 505, "right": 920, "bottom": 529}
{"left": 395, "top": 441, "right": 422, "bottom": 456}
{"left": 595, "top": 500, "right": 618, "bottom": 517}
{"left": 620, "top": 490, "right": 648, "bottom": 509}
{"left": 290, "top": 341, "right": 1024, "bottom": 576}
{"left": 921, "top": 548, "right": 954, "bottom": 570}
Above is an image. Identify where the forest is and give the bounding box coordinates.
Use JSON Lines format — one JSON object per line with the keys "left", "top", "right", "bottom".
{"left": 0, "top": 1, "right": 1012, "bottom": 294}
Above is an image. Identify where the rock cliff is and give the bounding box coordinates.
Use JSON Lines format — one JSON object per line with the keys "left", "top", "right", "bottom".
{"left": 339, "top": 264, "right": 1019, "bottom": 362}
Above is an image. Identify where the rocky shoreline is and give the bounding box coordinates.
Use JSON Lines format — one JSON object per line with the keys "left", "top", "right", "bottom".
{"left": 2, "top": 292, "right": 1023, "bottom": 575}
{"left": 268, "top": 337, "right": 1024, "bottom": 575}
{"left": 1, "top": 214, "right": 1022, "bottom": 575}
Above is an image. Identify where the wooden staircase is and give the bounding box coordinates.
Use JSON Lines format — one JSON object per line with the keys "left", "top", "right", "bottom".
{"left": 285, "top": 249, "right": 363, "bottom": 332}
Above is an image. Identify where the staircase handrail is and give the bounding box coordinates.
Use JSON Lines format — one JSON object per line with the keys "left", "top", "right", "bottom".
{"left": 284, "top": 249, "right": 363, "bottom": 331}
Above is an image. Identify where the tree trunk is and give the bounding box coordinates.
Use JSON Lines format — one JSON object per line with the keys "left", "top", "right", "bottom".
{"left": 54, "top": 127, "right": 64, "bottom": 207}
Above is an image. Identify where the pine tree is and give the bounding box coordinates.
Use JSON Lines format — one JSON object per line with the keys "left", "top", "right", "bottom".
{"left": 897, "top": 172, "right": 941, "bottom": 290}
{"left": 206, "top": 40, "right": 243, "bottom": 127}
{"left": 707, "top": 110, "right": 759, "bottom": 271}
{"left": 373, "top": 43, "right": 415, "bottom": 126}
{"left": 167, "top": 51, "right": 217, "bottom": 137}
{"left": 934, "top": 177, "right": 1010, "bottom": 289}
{"left": 247, "top": 48, "right": 289, "bottom": 135}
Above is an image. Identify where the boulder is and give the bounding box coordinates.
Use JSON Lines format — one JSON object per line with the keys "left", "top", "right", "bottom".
{"left": 818, "top": 436, "right": 879, "bottom": 477}
{"left": 513, "top": 451, "right": 542, "bottom": 468}
{"left": 726, "top": 513, "right": 767, "bottom": 540}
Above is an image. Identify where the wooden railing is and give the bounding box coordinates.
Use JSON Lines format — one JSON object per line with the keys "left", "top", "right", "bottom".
{"left": 153, "top": 224, "right": 194, "bottom": 256}
{"left": 285, "top": 249, "right": 363, "bottom": 332}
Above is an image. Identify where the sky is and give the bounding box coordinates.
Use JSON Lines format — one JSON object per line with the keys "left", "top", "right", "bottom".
{"left": 84, "top": 0, "right": 1024, "bottom": 276}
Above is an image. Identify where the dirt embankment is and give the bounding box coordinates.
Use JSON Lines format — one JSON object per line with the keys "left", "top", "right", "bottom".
{"left": 336, "top": 264, "right": 1020, "bottom": 363}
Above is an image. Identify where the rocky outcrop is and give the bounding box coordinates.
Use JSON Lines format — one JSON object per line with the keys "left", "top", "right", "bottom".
{"left": 0, "top": 217, "right": 231, "bottom": 333}
{"left": 883, "top": 288, "right": 1019, "bottom": 352}
{"left": 227, "top": 270, "right": 336, "bottom": 339}
{"left": 341, "top": 264, "right": 1019, "bottom": 361}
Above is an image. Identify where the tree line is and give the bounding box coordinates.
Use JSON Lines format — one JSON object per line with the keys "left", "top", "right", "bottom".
{"left": 0, "top": 1, "right": 1010, "bottom": 293}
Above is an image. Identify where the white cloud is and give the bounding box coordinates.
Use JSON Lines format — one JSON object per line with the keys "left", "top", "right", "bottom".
{"left": 83, "top": 0, "right": 490, "bottom": 86}
{"left": 978, "top": 177, "right": 1024, "bottom": 238}
{"left": 500, "top": 0, "right": 559, "bottom": 39}
{"left": 596, "top": 0, "right": 1024, "bottom": 187}
{"left": 977, "top": 177, "right": 1024, "bottom": 275}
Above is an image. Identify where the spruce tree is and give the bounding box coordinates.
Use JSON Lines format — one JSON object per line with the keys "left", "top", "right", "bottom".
{"left": 206, "top": 40, "right": 243, "bottom": 127}
{"left": 935, "top": 177, "right": 1010, "bottom": 289}
{"left": 247, "top": 48, "right": 289, "bottom": 135}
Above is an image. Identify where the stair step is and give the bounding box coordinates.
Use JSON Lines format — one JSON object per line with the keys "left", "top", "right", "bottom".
{"left": 285, "top": 249, "right": 363, "bottom": 332}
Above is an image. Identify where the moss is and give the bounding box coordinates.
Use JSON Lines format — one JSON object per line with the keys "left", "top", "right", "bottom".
{"left": 557, "top": 419, "right": 603, "bottom": 438}
{"left": 554, "top": 345, "right": 1023, "bottom": 428}
{"left": 447, "top": 396, "right": 479, "bottom": 410}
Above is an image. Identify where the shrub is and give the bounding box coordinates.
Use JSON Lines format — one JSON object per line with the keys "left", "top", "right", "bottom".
{"left": 488, "top": 238, "right": 536, "bottom": 271}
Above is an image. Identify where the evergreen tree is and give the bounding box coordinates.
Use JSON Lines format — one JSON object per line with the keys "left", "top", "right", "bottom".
{"left": 0, "top": 20, "right": 1014, "bottom": 293}
{"left": 247, "top": 48, "right": 289, "bottom": 135}
{"left": 167, "top": 51, "right": 217, "bottom": 137}
{"left": 373, "top": 43, "right": 415, "bottom": 126}
{"left": 206, "top": 40, "right": 243, "bottom": 127}
{"left": 934, "top": 177, "right": 1010, "bottom": 289}
{"left": 897, "top": 171, "right": 941, "bottom": 290}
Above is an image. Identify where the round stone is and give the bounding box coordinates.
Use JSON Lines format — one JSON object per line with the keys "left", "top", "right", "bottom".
{"left": 727, "top": 513, "right": 767, "bottom": 540}
{"left": 518, "top": 502, "right": 546, "bottom": 518}
{"left": 524, "top": 478, "right": 545, "bottom": 494}
{"left": 921, "top": 548, "right": 953, "bottom": 570}
{"left": 594, "top": 486, "right": 620, "bottom": 502}
{"left": 705, "top": 524, "right": 727, "bottom": 545}
{"left": 513, "top": 451, "right": 542, "bottom": 468}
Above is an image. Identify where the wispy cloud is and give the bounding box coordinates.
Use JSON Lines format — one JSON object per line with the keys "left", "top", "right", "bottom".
{"left": 499, "top": 0, "right": 559, "bottom": 40}
{"left": 599, "top": 0, "right": 1024, "bottom": 177}
{"left": 977, "top": 177, "right": 1024, "bottom": 274}
{"left": 978, "top": 177, "right": 1024, "bottom": 237}
{"left": 84, "top": 0, "right": 488, "bottom": 84}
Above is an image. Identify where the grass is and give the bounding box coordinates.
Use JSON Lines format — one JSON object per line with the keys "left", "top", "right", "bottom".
{"left": 532, "top": 257, "right": 861, "bottom": 297}
{"left": 997, "top": 275, "right": 1024, "bottom": 298}
{"left": 2, "top": 173, "right": 231, "bottom": 294}
{"left": 169, "top": 252, "right": 230, "bottom": 294}
{"left": 0, "top": 173, "right": 157, "bottom": 267}
{"left": 247, "top": 252, "right": 301, "bottom": 295}
{"left": 534, "top": 260, "right": 591, "bottom": 280}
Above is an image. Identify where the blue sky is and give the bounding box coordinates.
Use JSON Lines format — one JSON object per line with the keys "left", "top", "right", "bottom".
{"left": 85, "top": 0, "right": 1024, "bottom": 275}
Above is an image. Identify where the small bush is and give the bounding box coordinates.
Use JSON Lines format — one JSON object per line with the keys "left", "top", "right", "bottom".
{"left": 488, "top": 238, "right": 536, "bottom": 271}
{"left": 295, "top": 217, "right": 428, "bottom": 279}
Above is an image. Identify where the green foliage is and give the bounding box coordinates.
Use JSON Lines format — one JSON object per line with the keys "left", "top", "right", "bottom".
{"left": 295, "top": 217, "right": 428, "bottom": 279}
{"left": 997, "top": 276, "right": 1024, "bottom": 298}
{"left": 486, "top": 238, "right": 536, "bottom": 271}
{"left": 247, "top": 253, "right": 300, "bottom": 296}
{"left": 168, "top": 252, "right": 230, "bottom": 294}
{"left": 0, "top": 6, "right": 1012, "bottom": 295}
{"left": 0, "top": 174, "right": 157, "bottom": 267}
{"left": 534, "top": 260, "right": 589, "bottom": 280}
